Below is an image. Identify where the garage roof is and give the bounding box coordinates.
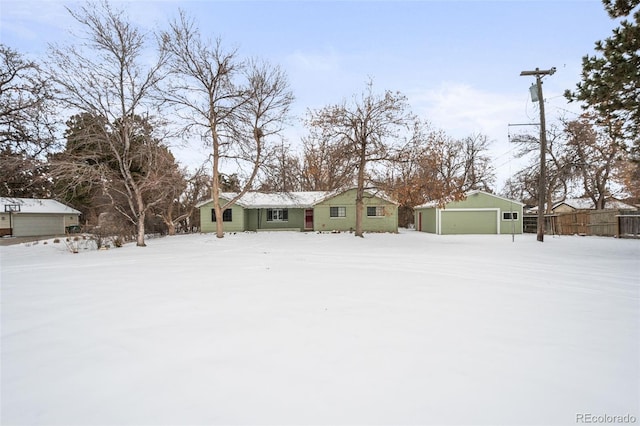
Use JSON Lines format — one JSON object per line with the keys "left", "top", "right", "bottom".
{"left": 414, "top": 190, "right": 525, "bottom": 209}
{"left": 1, "top": 198, "right": 81, "bottom": 214}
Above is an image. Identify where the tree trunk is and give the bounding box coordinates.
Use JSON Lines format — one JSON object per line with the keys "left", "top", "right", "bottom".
{"left": 212, "top": 174, "right": 224, "bottom": 238}
{"left": 213, "top": 200, "right": 224, "bottom": 238}
{"left": 354, "top": 142, "right": 367, "bottom": 238}
{"left": 211, "top": 128, "right": 225, "bottom": 238}
{"left": 136, "top": 211, "right": 146, "bottom": 247}
{"left": 167, "top": 221, "right": 176, "bottom": 236}
{"left": 355, "top": 191, "right": 364, "bottom": 237}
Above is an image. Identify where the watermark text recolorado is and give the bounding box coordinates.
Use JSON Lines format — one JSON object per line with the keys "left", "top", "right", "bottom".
{"left": 576, "top": 413, "right": 637, "bottom": 424}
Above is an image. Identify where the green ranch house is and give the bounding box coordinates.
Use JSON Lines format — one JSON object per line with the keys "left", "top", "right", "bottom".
{"left": 197, "top": 188, "right": 399, "bottom": 233}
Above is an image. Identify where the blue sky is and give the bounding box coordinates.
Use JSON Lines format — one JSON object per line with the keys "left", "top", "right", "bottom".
{"left": 0, "top": 0, "right": 618, "bottom": 189}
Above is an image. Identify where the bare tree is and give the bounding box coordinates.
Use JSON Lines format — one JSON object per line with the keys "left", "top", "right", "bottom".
{"left": 617, "top": 158, "right": 640, "bottom": 202}
{"left": 459, "top": 133, "right": 496, "bottom": 192}
{"left": 564, "top": 114, "right": 624, "bottom": 209}
{"left": 155, "top": 165, "right": 210, "bottom": 235}
{"left": 0, "top": 44, "right": 59, "bottom": 197}
{"left": 257, "top": 140, "right": 303, "bottom": 192}
{"left": 381, "top": 124, "right": 498, "bottom": 228}
{"left": 299, "top": 136, "right": 356, "bottom": 191}
{"left": 425, "top": 132, "right": 496, "bottom": 195}
{"left": 48, "top": 1, "right": 170, "bottom": 246}
{"left": 502, "top": 169, "right": 539, "bottom": 208}
{"left": 378, "top": 120, "right": 431, "bottom": 227}
{"left": 306, "top": 80, "right": 414, "bottom": 237}
{"left": 510, "top": 124, "right": 574, "bottom": 212}
{"left": 162, "top": 11, "right": 293, "bottom": 238}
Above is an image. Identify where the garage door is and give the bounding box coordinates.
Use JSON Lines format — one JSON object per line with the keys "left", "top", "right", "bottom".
{"left": 12, "top": 214, "right": 65, "bottom": 237}
{"left": 441, "top": 210, "right": 498, "bottom": 234}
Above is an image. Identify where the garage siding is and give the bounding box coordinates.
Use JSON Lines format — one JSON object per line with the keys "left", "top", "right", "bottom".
{"left": 12, "top": 214, "right": 65, "bottom": 237}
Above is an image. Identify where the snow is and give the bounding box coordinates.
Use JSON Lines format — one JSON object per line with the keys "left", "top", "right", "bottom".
{"left": 199, "top": 189, "right": 397, "bottom": 209}
{"left": 203, "top": 191, "right": 331, "bottom": 208}
{"left": 0, "top": 197, "right": 81, "bottom": 214}
{"left": 1, "top": 230, "right": 638, "bottom": 425}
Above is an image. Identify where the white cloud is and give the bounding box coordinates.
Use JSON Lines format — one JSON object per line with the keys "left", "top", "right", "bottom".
{"left": 410, "top": 82, "right": 528, "bottom": 140}
{"left": 286, "top": 49, "right": 342, "bottom": 74}
{"left": 409, "top": 83, "right": 538, "bottom": 190}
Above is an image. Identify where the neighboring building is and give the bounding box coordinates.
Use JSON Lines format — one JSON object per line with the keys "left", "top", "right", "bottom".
{"left": 527, "top": 198, "right": 638, "bottom": 214}
{"left": 197, "top": 188, "right": 398, "bottom": 233}
{"left": 0, "top": 198, "right": 81, "bottom": 237}
{"left": 414, "top": 190, "right": 524, "bottom": 235}
{"left": 524, "top": 197, "right": 638, "bottom": 236}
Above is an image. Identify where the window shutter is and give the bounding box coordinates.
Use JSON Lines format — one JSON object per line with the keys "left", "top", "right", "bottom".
{"left": 283, "top": 209, "right": 288, "bottom": 220}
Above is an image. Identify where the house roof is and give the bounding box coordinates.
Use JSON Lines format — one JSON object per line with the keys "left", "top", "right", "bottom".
{"left": 414, "top": 190, "right": 525, "bottom": 209}
{"left": 196, "top": 188, "right": 398, "bottom": 209}
{"left": 555, "top": 198, "right": 638, "bottom": 211}
{"left": 223, "top": 191, "right": 331, "bottom": 208}
{"left": 0, "top": 198, "right": 81, "bottom": 214}
{"left": 196, "top": 191, "right": 331, "bottom": 209}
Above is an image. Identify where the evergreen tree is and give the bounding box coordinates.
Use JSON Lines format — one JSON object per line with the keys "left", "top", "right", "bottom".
{"left": 565, "top": 0, "right": 639, "bottom": 151}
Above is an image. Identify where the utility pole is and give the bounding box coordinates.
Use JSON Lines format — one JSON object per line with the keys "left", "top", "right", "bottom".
{"left": 520, "top": 67, "right": 555, "bottom": 242}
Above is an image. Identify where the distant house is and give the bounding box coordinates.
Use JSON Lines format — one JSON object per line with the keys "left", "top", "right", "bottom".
{"left": 197, "top": 188, "right": 398, "bottom": 233}
{"left": 544, "top": 198, "right": 637, "bottom": 213}
{"left": 524, "top": 197, "right": 638, "bottom": 236}
{"left": 414, "top": 190, "right": 524, "bottom": 235}
{"left": 0, "top": 198, "right": 81, "bottom": 237}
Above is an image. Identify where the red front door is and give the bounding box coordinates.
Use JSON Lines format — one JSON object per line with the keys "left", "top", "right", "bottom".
{"left": 305, "top": 209, "right": 314, "bottom": 230}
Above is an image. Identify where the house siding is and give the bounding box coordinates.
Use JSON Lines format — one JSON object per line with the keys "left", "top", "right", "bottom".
{"left": 198, "top": 199, "right": 246, "bottom": 233}
{"left": 64, "top": 215, "right": 80, "bottom": 228}
{"left": 314, "top": 189, "right": 398, "bottom": 233}
{"left": 0, "top": 213, "right": 10, "bottom": 235}
{"left": 418, "top": 209, "right": 438, "bottom": 233}
{"left": 255, "top": 208, "right": 305, "bottom": 231}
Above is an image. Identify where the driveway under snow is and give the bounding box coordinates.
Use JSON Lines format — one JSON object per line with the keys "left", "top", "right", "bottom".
{"left": 1, "top": 230, "right": 638, "bottom": 425}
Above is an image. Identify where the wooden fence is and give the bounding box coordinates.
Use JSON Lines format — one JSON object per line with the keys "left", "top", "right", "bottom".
{"left": 524, "top": 209, "right": 640, "bottom": 238}
{"left": 617, "top": 211, "right": 640, "bottom": 238}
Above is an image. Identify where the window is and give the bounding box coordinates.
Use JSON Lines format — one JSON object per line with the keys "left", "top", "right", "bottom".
{"left": 267, "top": 208, "right": 288, "bottom": 222}
{"left": 212, "top": 208, "right": 232, "bottom": 222}
{"left": 502, "top": 211, "right": 518, "bottom": 220}
{"left": 367, "top": 206, "right": 385, "bottom": 217}
{"left": 330, "top": 206, "right": 346, "bottom": 218}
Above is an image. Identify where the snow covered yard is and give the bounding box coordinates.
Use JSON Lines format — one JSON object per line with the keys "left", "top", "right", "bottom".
{"left": 1, "top": 230, "right": 638, "bottom": 426}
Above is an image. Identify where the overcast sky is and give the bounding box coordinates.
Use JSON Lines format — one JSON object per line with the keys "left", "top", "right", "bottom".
{"left": 0, "top": 0, "right": 618, "bottom": 190}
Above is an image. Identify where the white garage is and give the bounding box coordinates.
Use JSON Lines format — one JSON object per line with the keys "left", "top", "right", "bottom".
{"left": 1, "top": 198, "right": 81, "bottom": 237}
